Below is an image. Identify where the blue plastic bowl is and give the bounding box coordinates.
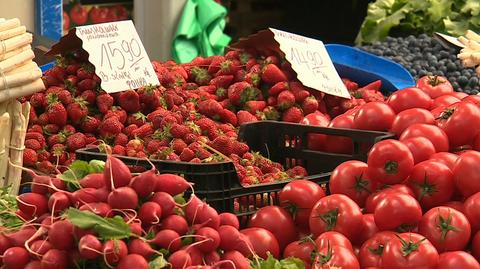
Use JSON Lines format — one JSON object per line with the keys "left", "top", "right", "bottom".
{"left": 325, "top": 44, "right": 415, "bottom": 94}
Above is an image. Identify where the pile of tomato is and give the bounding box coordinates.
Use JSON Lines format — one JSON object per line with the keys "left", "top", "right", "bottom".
{"left": 245, "top": 75, "right": 480, "bottom": 269}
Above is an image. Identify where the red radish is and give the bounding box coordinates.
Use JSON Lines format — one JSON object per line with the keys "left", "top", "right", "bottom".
{"left": 0, "top": 234, "right": 11, "bottom": 254}
{"left": 155, "top": 174, "right": 191, "bottom": 196}
{"left": 194, "top": 204, "right": 221, "bottom": 230}
{"left": 29, "top": 240, "right": 53, "bottom": 259}
{"left": 117, "top": 254, "right": 148, "bottom": 269}
{"left": 79, "top": 202, "right": 112, "bottom": 217}
{"left": 103, "top": 239, "right": 128, "bottom": 265}
{"left": 221, "top": 250, "right": 250, "bottom": 269}
{"left": 104, "top": 155, "right": 132, "bottom": 189}
{"left": 130, "top": 169, "right": 157, "bottom": 197}
{"left": 129, "top": 222, "right": 143, "bottom": 236}
{"left": 150, "top": 192, "right": 176, "bottom": 216}
{"left": 169, "top": 250, "right": 192, "bottom": 269}
{"left": 185, "top": 195, "right": 204, "bottom": 219}
{"left": 107, "top": 186, "right": 139, "bottom": 209}
{"left": 4, "top": 227, "right": 37, "bottom": 247}
{"left": 161, "top": 215, "right": 189, "bottom": 235}
{"left": 71, "top": 188, "right": 105, "bottom": 206}
{"left": 195, "top": 227, "right": 221, "bottom": 253}
{"left": 219, "top": 213, "right": 240, "bottom": 229}
{"left": 17, "top": 193, "right": 48, "bottom": 217}
{"left": 148, "top": 229, "right": 182, "bottom": 252}
{"left": 47, "top": 192, "right": 71, "bottom": 214}
{"left": 73, "top": 226, "right": 94, "bottom": 241}
{"left": 183, "top": 245, "right": 203, "bottom": 265}
{"left": 79, "top": 173, "right": 105, "bottom": 189}
{"left": 48, "top": 178, "right": 66, "bottom": 194}
{"left": 3, "top": 247, "right": 30, "bottom": 269}
{"left": 218, "top": 225, "right": 241, "bottom": 251}
{"left": 48, "top": 220, "right": 74, "bottom": 250}
{"left": 31, "top": 175, "right": 53, "bottom": 194}
{"left": 128, "top": 239, "right": 156, "bottom": 259}
{"left": 78, "top": 234, "right": 102, "bottom": 259}
{"left": 68, "top": 250, "right": 82, "bottom": 267}
{"left": 25, "top": 261, "right": 41, "bottom": 269}
{"left": 138, "top": 202, "right": 162, "bottom": 225}
{"left": 204, "top": 251, "right": 221, "bottom": 265}
{"left": 41, "top": 249, "right": 68, "bottom": 269}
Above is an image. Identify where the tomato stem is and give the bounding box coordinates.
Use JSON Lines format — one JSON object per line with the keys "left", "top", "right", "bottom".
{"left": 354, "top": 172, "right": 372, "bottom": 194}
{"left": 318, "top": 241, "right": 333, "bottom": 265}
{"left": 367, "top": 244, "right": 385, "bottom": 256}
{"left": 438, "top": 210, "right": 460, "bottom": 241}
{"left": 384, "top": 161, "right": 399, "bottom": 175}
{"left": 417, "top": 172, "right": 437, "bottom": 201}
{"left": 317, "top": 208, "right": 339, "bottom": 231}
{"left": 428, "top": 75, "right": 444, "bottom": 86}
{"left": 395, "top": 234, "right": 426, "bottom": 257}
{"left": 437, "top": 108, "right": 454, "bottom": 120}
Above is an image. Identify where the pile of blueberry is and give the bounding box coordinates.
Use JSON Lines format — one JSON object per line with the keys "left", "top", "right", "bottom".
{"left": 358, "top": 34, "right": 480, "bottom": 95}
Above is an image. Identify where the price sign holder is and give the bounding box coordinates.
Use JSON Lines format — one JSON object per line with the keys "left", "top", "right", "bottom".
{"left": 46, "top": 20, "right": 159, "bottom": 93}
{"left": 231, "top": 28, "right": 350, "bottom": 98}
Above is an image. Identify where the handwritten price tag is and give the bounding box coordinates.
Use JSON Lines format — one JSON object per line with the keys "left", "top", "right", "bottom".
{"left": 270, "top": 28, "right": 349, "bottom": 98}
{"left": 75, "top": 21, "right": 159, "bottom": 93}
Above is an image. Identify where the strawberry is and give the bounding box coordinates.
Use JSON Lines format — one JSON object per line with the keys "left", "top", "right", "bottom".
{"left": 265, "top": 55, "right": 280, "bottom": 65}
{"left": 207, "top": 55, "right": 225, "bottom": 74}
{"left": 46, "top": 102, "right": 67, "bottom": 127}
{"left": 166, "top": 152, "right": 180, "bottom": 161}
{"left": 302, "top": 96, "right": 319, "bottom": 114}
{"left": 118, "top": 90, "right": 141, "bottom": 113}
{"left": 189, "top": 67, "right": 211, "bottom": 86}
{"left": 131, "top": 123, "right": 154, "bottom": 138}
{"left": 112, "top": 145, "right": 126, "bottom": 155}
{"left": 114, "top": 133, "right": 129, "bottom": 146}
{"left": 25, "top": 139, "right": 42, "bottom": 151}
{"left": 37, "top": 150, "right": 51, "bottom": 162}
{"left": 290, "top": 82, "right": 310, "bottom": 103}
{"left": 99, "top": 117, "right": 124, "bottom": 138}
{"left": 262, "top": 106, "right": 280, "bottom": 120}
{"left": 287, "top": 166, "right": 308, "bottom": 178}
{"left": 276, "top": 90, "right": 295, "bottom": 110}
{"left": 146, "top": 140, "right": 167, "bottom": 154}
{"left": 66, "top": 132, "right": 87, "bottom": 151}
{"left": 342, "top": 78, "right": 359, "bottom": 92}
{"left": 30, "top": 93, "right": 47, "bottom": 108}
{"left": 26, "top": 132, "right": 46, "bottom": 147}
{"left": 180, "top": 148, "right": 195, "bottom": 162}
{"left": 105, "top": 106, "right": 127, "bottom": 124}
{"left": 244, "top": 101, "right": 266, "bottom": 114}
{"left": 77, "top": 66, "right": 94, "bottom": 80}
{"left": 244, "top": 72, "right": 261, "bottom": 87}
{"left": 195, "top": 118, "right": 218, "bottom": 138}
{"left": 354, "top": 88, "right": 385, "bottom": 102}
{"left": 84, "top": 134, "right": 97, "bottom": 145}
{"left": 282, "top": 106, "right": 303, "bottom": 123}
{"left": 196, "top": 148, "right": 212, "bottom": 160}
{"left": 96, "top": 93, "right": 114, "bottom": 114}
{"left": 190, "top": 157, "right": 202, "bottom": 163}
{"left": 227, "top": 82, "right": 258, "bottom": 106}
{"left": 37, "top": 113, "right": 50, "bottom": 125}
{"left": 126, "top": 112, "right": 147, "bottom": 127}
{"left": 23, "top": 148, "right": 38, "bottom": 166}
{"left": 126, "top": 139, "right": 144, "bottom": 157}
{"left": 268, "top": 81, "right": 289, "bottom": 96}
{"left": 67, "top": 98, "right": 89, "bottom": 123}
{"left": 210, "top": 75, "right": 234, "bottom": 89}
{"left": 29, "top": 108, "right": 39, "bottom": 124}
{"left": 232, "top": 141, "right": 249, "bottom": 156}
{"left": 211, "top": 136, "right": 234, "bottom": 156}
{"left": 57, "top": 90, "right": 73, "bottom": 105}
{"left": 215, "top": 59, "right": 240, "bottom": 76}
{"left": 138, "top": 85, "right": 162, "bottom": 109}
{"left": 81, "top": 116, "right": 100, "bottom": 133}
{"left": 198, "top": 99, "right": 223, "bottom": 119}
{"left": 80, "top": 90, "right": 97, "bottom": 105}
{"left": 220, "top": 109, "right": 238, "bottom": 126}
{"left": 147, "top": 108, "right": 169, "bottom": 122}
{"left": 261, "top": 64, "right": 287, "bottom": 84}
{"left": 237, "top": 110, "right": 258, "bottom": 125}
{"left": 43, "top": 124, "right": 60, "bottom": 135}
{"left": 28, "top": 124, "right": 43, "bottom": 134}
{"left": 36, "top": 160, "right": 56, "bottom": 174}
{"left": 66, "top": 63, "right": 81, "bottom": 75}
{"left": 170, "top": 123, "right": 190, "bottom": 139}
{"left": 50, "top": 144, "right": 68, "bottom": 165}
{"left": 155, "top": 115, "right": 178, "bottom": 130}
{"left": 267, "top": 96, "right": 277, "bottom": 106}
{"left": 340, "top": 98, "right": 366, "bottom": 112}
{"left": 77, "top": 78, "right": 97, "bottom": 92}
{"left": 218, "top": 123, "right": 235, "bottom": 133}
{"left": 49, "top": 66, "right": 66, "bottom": 81}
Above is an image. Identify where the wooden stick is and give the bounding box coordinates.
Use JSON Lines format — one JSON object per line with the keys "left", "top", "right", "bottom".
{"left": 0, "top": 78, "right": 45, "bottom": 103}
{"left": 0, "top": 49, "right": 35, "bottom": 73}
{"left": 0, "top": 110, "right": 11, "bottom": 187}
{"left": 0, "top": 67, "right": 42, "bottom": 90}
{"left": 7, "top": 100, "right": 26, "bottom": 194}
{"left": 0, "top": 26, "right": 26, "bottom": 41}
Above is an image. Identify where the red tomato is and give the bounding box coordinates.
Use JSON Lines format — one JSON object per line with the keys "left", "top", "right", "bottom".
{"left": 355, "top": 214, "right": 380, "bottom": 246}
{"left": 435, "top": 102, "right": 480, "bottom": 148}
{"left": 279, "top": 180, "right": 326, "bottom": 228}
{"left": 283, "top": 240, "right": 315, "bottom": 268}
{"left": 301, "top": 112, "right": 330, "bottom": 151}
{"left": 428, "top": 152, "right": 459, "bottom": 170}
{"left": 366, "top": 139, "right": 414, "bottom": 185}
{"left": 462, "top": 95, "right": 480, "bottom": 107}
{"left": 90, "top": 7, "right": 110, "bottom": 24}
{"left": 448, "top": 92, "right": 469, "bottom": 99}
{"left": 312, "top": 246, "right": 360, "bottom": 269}
{"left": 399, "top": 123, "right": 449, "bottom": 152}
{"left": 387, "top": 87, "right": 432, "bottom": 113}
{"left": 432, "top": 95, "right": 460, "bottom": 109}
{"left": 374, "top": 193, "right": 422, "bottom": 231}
{"left": 416, "top": 75, "right": 454, "bottom": 98}
{"left": 452, "top": 151, "right": 480, "bottom": 198}
{"left": 443, "top": 201, "right": 464, "bottom": 213}
{"left": 437, "top": 251, "right": 480, "bottom": 269}
{"left": 353, "top": 102, "right": 396, "bottom": 131}
{"left": 359, "top": 231, "right": 396, "bottom": 268}
{"left": 69, "top": 3, "right": 88, "bottom": 25}
{"left": 473, "top": 133, "right": 480, "bottom": 151}
{"left": 248, "top": 206, "right": 297, "bottom": 251}
{"left": 382, "top": 232, "right": 439, "bottom": 269}
{"left": 365, "top": 185, "right": 415, "bottom": 213}
{"left": 324, "top": 115, "right": 354, "bottom": 154}
{"left": 329, "top": 161, "right": 377, "bottom": 208}
{"left": 240, "top": 228, "right": 280, "bottom": 259}
{"left": 472, "top": 231, "right": 480, "bottom": 261}
{"left": 407, "top": 160, "right": 454, "bottom": 209}
{"left": 63, "top": 12, "right": 70, "bottom": 32}
{"left": 309, "top": 194, "right": 363, "bottom": 240}
{"left": 463, "top": 192, "right": 480, "bottom": 233}
{"left": 401, "top": 137, "right": 436, "bottom": 164}
{"left": 315, "top": 231, "right": 353, "bottom": 251}
{"left": 389, "top": 108, "right": 435, "bottom": 137}
{"left": 418, "top": 207, "right": 471, "bottom": 252}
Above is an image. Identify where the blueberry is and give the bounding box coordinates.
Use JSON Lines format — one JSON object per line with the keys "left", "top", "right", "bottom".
{"left": 419, "top": 70, "right": 428, "bottom": 76}
{"left": 446, "top": 62, "right": 457, "bottom": 72}
{"left": 469, "top": 77, "right": 479, "bottom": 86}
{"left": 458, "top": 76, "right": 469, "bottom": 86}
{"left": 451, "top": 81, "right": 459, "bottom": 89}
{"left": 473, "top": 90, "right": 479, "bottom": 94}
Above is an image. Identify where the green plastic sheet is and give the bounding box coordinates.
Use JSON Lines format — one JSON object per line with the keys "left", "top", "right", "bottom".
{"left": 172, "top": 0, "right": 231, "bottom": 63}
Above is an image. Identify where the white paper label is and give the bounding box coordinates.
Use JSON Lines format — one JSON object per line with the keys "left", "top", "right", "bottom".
{"left": 270, "top": 28, "right": 349, "bottom": 98}
{"left": 435, "top": 32, "right": 465, "bottom": 48}
{"left": 75, "top": 21, "right": 159, "bottom": 93}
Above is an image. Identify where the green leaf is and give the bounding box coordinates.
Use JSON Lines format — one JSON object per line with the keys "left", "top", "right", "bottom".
{"left": 444, "top": 16, "right": 469, "bottom": 36}
{"left": 278, "top": 257, "right": 306, "bottom": 269}
{"left": 0, "top": 186, "right": 23, "bottom": 229}
{"left": 66, "top": 208, "right": 132, "bottom": 240}
{"left": 174, "top": 193, "right": 187, "bottom": 205}
{"left": 250, "top": 253, "right": 306, "bottom": 269}
{"left": 461, "top": 0, "right": 480, "bottom": 16}
{"left": 149, "top": 255, "right": 168, "bottom": 269}
{"left": 427, "top": 0, "right": 454, "bottom": 22}
{"left": 60, "top": 160, "right": 90, "bottom": 189}
{"left": 88, "top": 160, "right": 105, "bottom": 173}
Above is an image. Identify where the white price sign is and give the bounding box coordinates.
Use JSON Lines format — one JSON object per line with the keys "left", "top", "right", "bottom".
{"left": 75, "top": 21, "right": 159, "bottom": 93}
{"left": 270, "top": 28, "right": 349, "bottom": 98}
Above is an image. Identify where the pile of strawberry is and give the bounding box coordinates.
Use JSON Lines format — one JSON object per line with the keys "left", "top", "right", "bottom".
{"left": 20, "top": 48, "right": 387, "bottom": 185}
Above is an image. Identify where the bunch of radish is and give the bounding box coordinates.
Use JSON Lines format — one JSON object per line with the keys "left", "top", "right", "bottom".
{"left": 0, "top": 155, "right": 286, "bottom": 269}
